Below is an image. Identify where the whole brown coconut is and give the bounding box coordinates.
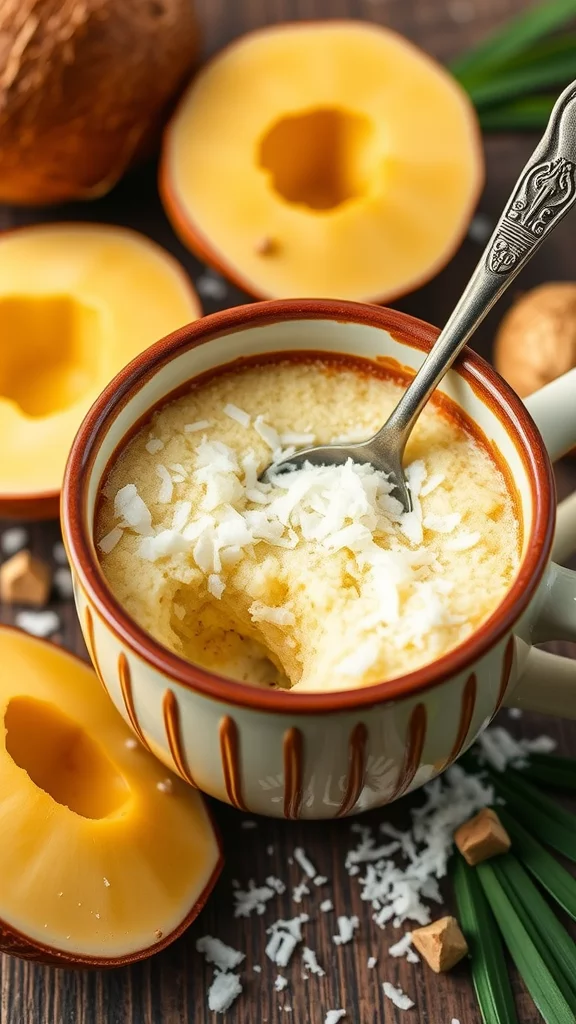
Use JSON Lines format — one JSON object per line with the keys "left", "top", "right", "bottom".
{"left": 0, "top": 0, "right": 199, "bottom": 204}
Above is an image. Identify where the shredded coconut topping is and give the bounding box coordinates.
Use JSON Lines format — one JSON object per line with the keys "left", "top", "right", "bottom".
{"left": 382, "top": 982, "right": 414, "bottom": 1011}
{"left": 15, "top": 610, "right": 59, "bottom": 637}
{"left": 292, "top": 881, "right": 310, "bottom": 904}
{"left": 185, "top": 420, "right": 212, "bottom": 433}
{"left": 146, "top": 438, "right": 164, "bottom": 454}
{"left": 302, "top": 946, "right": 325, "bottom": 977}
{"left": 208, "top": 972, "right": 243, "bottom": 1013}
{"left": 325, "top": 1011, "right": 346, "bottom": 1024}
{"left": 333, "top": 915, "right": 359, "bottom": 946}
{"left": 224, "top": 403, "right": 251, "bottom": 428}
{"left": 196, "top": 936, "right": 245, "bottom": 972}
{"left": 294, "top": 847, "right": 317, "bottom": 879}
{"left": 1, "top": 527, "right": 28, "bottom": 555}
{"left": 476, "top": 726, "right": 556, "bottom": 772}
{"left": 234, "top": 881, "right": 277, "bottom": 917}
{"left": 98, "top": 526, "right": 124, "bottom": 554}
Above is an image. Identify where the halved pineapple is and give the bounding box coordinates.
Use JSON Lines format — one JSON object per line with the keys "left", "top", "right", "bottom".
{"left": 0, "top": 626, "right": 222, "bottom": 966}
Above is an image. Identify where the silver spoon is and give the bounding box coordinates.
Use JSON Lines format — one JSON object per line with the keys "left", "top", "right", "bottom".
{"left": 267, "top": 80, "right": 576, "bottom": 512}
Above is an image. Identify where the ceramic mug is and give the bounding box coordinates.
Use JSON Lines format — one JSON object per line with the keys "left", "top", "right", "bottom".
{"left": 62, "top": 300, "right": 576, "bottom": 820}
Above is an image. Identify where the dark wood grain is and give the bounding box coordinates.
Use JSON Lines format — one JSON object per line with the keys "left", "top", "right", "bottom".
{"left": 0, "top": 1, "right": 575, "bottom": 1022}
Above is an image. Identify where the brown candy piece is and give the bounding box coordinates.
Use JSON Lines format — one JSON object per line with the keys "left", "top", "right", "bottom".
{"left": 0, "top": 550, "right": 52, "bottom": 607}
{"left": 454, "top": 807, "right": 511, "bottom": 866}
{"left": 411, "top": 916, "right": 469, "bottom": 973}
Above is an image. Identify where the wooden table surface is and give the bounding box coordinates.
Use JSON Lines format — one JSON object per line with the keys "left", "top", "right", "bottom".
{"left": 1, "top": 1, "right": 576, "bottom": 1021}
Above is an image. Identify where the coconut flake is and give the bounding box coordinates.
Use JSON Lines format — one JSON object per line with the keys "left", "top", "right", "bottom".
{"left": 54, "top": 567, "right": 74, "bottom": 599}
{"left": 279, "top": 432, "right": 316, "bottom": 446}
{"left": 420, "top": 473, "right": 445, "bottom": 497}
{"left": 274, "top": 976, "right": 288, "bottom": 992}
{"left": 445, "top": 531, "right": 481, "bottom": 551}
{"left": 476, "top": 726, "right": 556, "bottom": 772}
{"left": 196, "top": 270, "right": 227, "bottom": 301}
{"left": 138, "top": 530, "right": 188, "bottom": 561}
{"left": 224, "top": 403, "right": 251, "bottom": 428}
{"left": 146, "top": 438, "right": 164, "bottom": 454}
{"left": 302, "top": 946, "right": 325, "bottom": 977}
{"left": 294, "top": 848, "right": 317, "bottom": 879}
{"left": 156, "top": 464, "right": 174, "bottom": 503}
{"left": 1, "top": 528, "right": 28, "bottom": 556}
{"left": 367, "top": 956, "right": 377, "bottom": 969}
{"left": 185, "top": 420, "right": 212, "bottom": 433}
{"left": 382, "top": 982, "right": 414, "bottom": 1011}
{"left": 53, "top": 541, "right": 67, "bottom": 564}
{"left": 320, "top": 899, "right": 334, "bottom": 912}
{"left": 193, "top": 532, "right": 219, "bottom": 574}
{"left": 333, "top": 915, "right": 359, "bottom": 946}
{"left": 208, "top": 574, "right": 225, "bottom": 599}
{"left": 389, "top": 932, "right": 418, "bottom": 962}
{"left": 234, "top": 882, "right": 277, "bottom": 918}
{"left": 98, "top": 526, "right": 124, "bottom": 554}
{"left": 399, "top": 511, "right": 423, "bottom": 546}
{"left": 250, "top": 602, "right": 295, "bottom": 627}
{"left": 208, "top": 972, "right": 243, "bottom": 1013}
{"left": 171, "top": 501, "right": 192, "bottom": 532}
{"left": 325, "top": 1011, "right": 346, "bottom": 1024}
{"left": 292, "top": 881, "right": 310, "bottom": 904}
{"left": 15, "top": 610, "right": 59, "bottom": 637}
{"left": 265, "top": 876, "right": 286, "bottom": 894}
{"left": 114, "top": 484, "right": 152, "bottom": 535}
{"left": 265, "top": 915, "right": 308, "bottom": 967}
{"left": 196, "top": 936, "right": 245, "bottom": 972}
{"left": 423, "top": 512, "right": 461, "bottom": 534}
{"left": 254, "top": 415, "right": 280, "bottom": 450}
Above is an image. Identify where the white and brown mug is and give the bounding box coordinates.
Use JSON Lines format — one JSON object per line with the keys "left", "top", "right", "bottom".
{"left": 62, "top": 300, "right": 576, "bottom": 820}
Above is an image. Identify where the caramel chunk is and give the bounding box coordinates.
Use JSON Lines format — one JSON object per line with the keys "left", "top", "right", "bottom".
{"left": 411, "top": 916, "right": 468, "bottom": 973}
{"left": 0, "top": 551, "right": 52, "bottom": 607}
{"left": 454, "top": 807, "right": 511, "bottom": 866}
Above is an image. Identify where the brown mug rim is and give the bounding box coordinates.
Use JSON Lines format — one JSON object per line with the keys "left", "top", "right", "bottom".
{"left": 62, "top": 298, "right": 556, "bottom": 714}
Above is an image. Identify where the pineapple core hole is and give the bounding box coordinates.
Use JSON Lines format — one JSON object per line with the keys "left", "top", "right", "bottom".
{"left": 0, "top": 295, "right": 102, "bottom": 418}
{"left": 5, "top": 697, "right": 129, "bottom": 819}
{"left": 258, "top": 107, "right": 374, "bottom": 211}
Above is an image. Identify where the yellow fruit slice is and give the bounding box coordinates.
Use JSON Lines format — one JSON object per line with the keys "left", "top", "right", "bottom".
{"left": 0, "top": 626, "right": 221, "bottom": 966}
{"left": 0, "top": 223, "right": 201, "bottom": 518}
{"left": 160, "top": 21, "right": 483, "bottom": 302}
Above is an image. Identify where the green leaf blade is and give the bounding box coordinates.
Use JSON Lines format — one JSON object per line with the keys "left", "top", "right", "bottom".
{"left": 477, "top": 862, "right": 575, "bottom": 1024}
{"left": 451, "top": 0, "right": 576, "bottom": 82}
{"left": 468, "top": 53, "right": 576, "bottom": 109}
{"left": 498, "top": 808, "right": 576, "bottom": 920}
{"left": 493, "top": 856, "right": 576, "bottom": 1013}
{"left": 452, "top": 856, "right": 518, "bottom": 1024}
{"left": 518, "top": 753, "right": 576, "bottom": 791}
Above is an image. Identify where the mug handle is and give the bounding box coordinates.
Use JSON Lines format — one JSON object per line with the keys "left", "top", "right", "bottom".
{"left": 505, "top": 368, "right": 576, "bottom": 717}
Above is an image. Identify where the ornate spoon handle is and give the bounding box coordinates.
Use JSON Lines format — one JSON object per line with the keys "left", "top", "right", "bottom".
{"left": 382, "top": 80, "right": 576, "bottom": 450}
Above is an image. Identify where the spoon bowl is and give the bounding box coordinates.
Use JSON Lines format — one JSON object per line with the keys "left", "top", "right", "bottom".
{"left": 268, "top": 431, "right": 411, "bottom": 511}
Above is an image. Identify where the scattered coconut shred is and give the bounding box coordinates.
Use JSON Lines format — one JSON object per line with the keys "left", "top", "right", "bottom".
{"left": 194, "top": 727, "right": 553, "bottom": 1015}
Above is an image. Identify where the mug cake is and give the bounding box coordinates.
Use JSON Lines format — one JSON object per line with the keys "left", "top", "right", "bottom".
{"left": 96, "top": 355, "right": 520, "bottom": 692}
